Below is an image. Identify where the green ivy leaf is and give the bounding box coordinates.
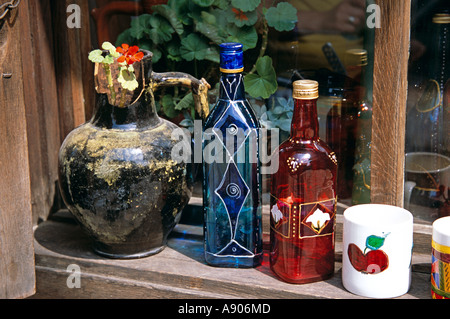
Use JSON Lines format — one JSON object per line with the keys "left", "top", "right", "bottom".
{"left": 175, "top": 92, "right": 194, "bottom": 111}
{"left": 179, "top": 33, "right": 209, "bottom": 61}
{"left": 226, "top": 25, "right": 258, "bottom": 50}
{"left": 209, "top": 8, "right": 232, "bottom": 39}
{"left": 152, "top": 4, "right": 184, "bottom": 36}
{"left": 168, "top": 0, "right": 191, "bottom": 25}
{"left": 196, "top": 20, "right": 224, "bottom": 44}
{"left": 226, "top": 7, "right": 258, "bottom": 27}
{"left": 275, "top": 119, "right": 290, "bottom": 132}
{"left": 200, "top": 11, "right": 216, "bottom": 24}
{"left": 272, "top": 106, "right": 285, "bottom": 115}
{"left": 137, "top": 39, "right": 152, "bottom": 51}
{"left": 274, "top": 97, "right": 294, "bottom": 113}
{"left": 192, "top": 0, "right": 214, "bottom": 7}
{"left": 166, "top": 41, "right": 182, "bottom": 61}
{"left": 88, "top": 50, "right": 104, "bottom": 63}
{"left": 265, "top": 2, "right": 298, "bottom": 32}
{"left": 203, "top": 46, "right": 220, "bottom": 63}
{"left": 161, "top": 95, "right": 179, "bottom": 118}
{"left": 150, "top": 47, "right": 162, "bottom": 63}
{"left": 244, "top": 56, "right": 278, "bottom": 99}
{"left": 212, "top": 0, "right": 228, "bottom": 10}
{"left": 195, "top": 10, "right": 227, "bottom": 44}
{"left": 130, "top": 14, "right": 151, "bottom": 39}
{"left": 136, "top": 39, "right": 162, "bottom": 63}
{"left": 147, "top": 15, "right": 174, "bottom": 44}
{"left": 186, "top": 2, "right": 205, "bottom": 23}
{"left": 231, "top": 0, "right": 261, "bottom": 12}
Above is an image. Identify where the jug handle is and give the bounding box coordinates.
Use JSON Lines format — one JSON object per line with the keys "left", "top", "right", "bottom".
{"left": 151, "top": 72, "right": 211, "bottom": 119}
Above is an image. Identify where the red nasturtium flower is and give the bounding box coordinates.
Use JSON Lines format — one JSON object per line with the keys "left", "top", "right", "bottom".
{"left": 232, "top": 8, "right": 249, "bottom": 21}
{"left": 116, "top": 44, "right": 144, "bottom": 65}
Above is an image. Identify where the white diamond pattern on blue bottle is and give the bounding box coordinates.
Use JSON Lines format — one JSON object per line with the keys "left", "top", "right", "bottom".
{"left": 202, "top": 43, "right": 262, "bottom": 268}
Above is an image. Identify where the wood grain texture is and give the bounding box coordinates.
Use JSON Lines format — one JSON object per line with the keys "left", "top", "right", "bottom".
{"left": 51, "top": 0, "right": 94, "bottom": 141}
{"left": 30, "top": 209, "right": 431, "bottom": 299}
{"left": 371, "top": 0, "right": 411, "bottom": 206}
{"left": 91, "top": 0, "right": 143, "bottom": 45}
{"left": 0, "top": 1, "right": 36, "bottom": 298}
{"left": 19, "top": 0, "right": 61, "bottom": 224}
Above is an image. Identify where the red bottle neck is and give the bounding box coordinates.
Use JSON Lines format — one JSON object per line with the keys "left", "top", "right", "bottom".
{"left": 291, "top": 98, "right": 319, "bottom": 141}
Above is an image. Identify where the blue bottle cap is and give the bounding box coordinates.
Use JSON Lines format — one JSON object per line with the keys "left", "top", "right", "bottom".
{"left": 220, "top": 43, "right": 244, "bottom": 73}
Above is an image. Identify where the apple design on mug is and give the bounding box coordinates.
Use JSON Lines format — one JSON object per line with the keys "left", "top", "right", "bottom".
{"left": 348, "top": 233, "right": 390, "bottom": 274}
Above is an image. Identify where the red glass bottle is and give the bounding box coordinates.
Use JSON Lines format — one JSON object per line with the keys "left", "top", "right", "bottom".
{"left": 270, "top": 80, "right": 338, "bottom": 284}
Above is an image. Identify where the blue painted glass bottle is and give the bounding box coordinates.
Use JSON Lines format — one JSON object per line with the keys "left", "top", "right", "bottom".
{"left": 202, "top": 43, "right": 262, "bottom": 268}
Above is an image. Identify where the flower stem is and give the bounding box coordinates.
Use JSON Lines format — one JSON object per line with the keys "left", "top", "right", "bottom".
{"left": 103, "top": 63, "right": 116, "bottom": 104}
{"left": 194, "top": 59, "right": 198, "bottom": 79}
{"left": 119, "top": 89, "right": 128, "bottom": 108}
{"left": 249, "top": 17, "right": 269, "bottom": 75}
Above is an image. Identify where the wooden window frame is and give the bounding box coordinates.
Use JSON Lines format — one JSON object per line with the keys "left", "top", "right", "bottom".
{"left": 1, "top": 0, "right": 417, "bottom": 299}
{"left": 371, "top": 0, "right": 411, "bottom": 207}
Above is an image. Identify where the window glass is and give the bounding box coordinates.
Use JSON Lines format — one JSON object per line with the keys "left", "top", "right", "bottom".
{"left": 263, "top": 0, "right": 375, "bottom": 210}
{"left": 115, "top": 0, "right": 377, "bottom": 212}
{"left": 405, "top": 0, "right": 449, "bottom": 222}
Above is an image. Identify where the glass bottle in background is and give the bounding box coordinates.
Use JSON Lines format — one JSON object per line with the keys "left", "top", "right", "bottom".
{"left": 406, "top": 13, "right": 449, "bottom": 155}
{"left": 349, "top": 49, "right": 373, "bottom": 205}
{"left": 270, "top": 80, "right": 337, "bottom": 284}
{"left": 326, "top": 50, "right": 362, "bottom": 201}
{"left": 202, "top": 43, "right": 262, "bottom": 268}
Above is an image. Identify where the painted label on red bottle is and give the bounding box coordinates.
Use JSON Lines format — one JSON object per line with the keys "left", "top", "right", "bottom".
{"left": 270, "top": 195, "right": 336, "bottom": 239}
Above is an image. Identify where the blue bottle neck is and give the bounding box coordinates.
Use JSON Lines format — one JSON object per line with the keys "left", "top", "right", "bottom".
{"left": 219, "top": 72, "right": 246, "bottom": 101}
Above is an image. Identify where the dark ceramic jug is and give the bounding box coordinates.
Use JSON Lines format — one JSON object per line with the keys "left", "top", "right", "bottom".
{"left": 58, "top": 50, "right": 209, "bottom": 259}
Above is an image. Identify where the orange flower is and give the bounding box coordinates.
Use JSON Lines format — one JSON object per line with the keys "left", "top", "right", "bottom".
{"left": 116, "top": 44, "right": 144, "bottom": 65}
{"left": 232, "top": 8, "right": 249, "bottom": 21}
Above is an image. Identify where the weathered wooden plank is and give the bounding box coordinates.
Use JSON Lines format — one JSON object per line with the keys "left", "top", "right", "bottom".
{"left": 20, "top": 0, "right": 61, "bottom": 224}
{"left": 91, "top": 0, "right": 141, "bottom": 45}
{"left": 51, "top": 0, "right": 94, "bottom": 141}
{"left": 0, "top": 0, "right": 35, "bottom": 298}
{"left": 79, "top": 0, "right": 96, "bottom": 121}
{"left": 31, "top": 211, "right": 431, "bottom": 299}
{"left": 34, "top": 265, "right": 235, "bottom": 299}
{"left": 371, "top": 0, "right": 411, "bottom": 206}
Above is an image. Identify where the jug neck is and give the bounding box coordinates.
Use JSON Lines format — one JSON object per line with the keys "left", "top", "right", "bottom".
{"left": 91, "top": 90, "right": 161, "bottom": 130}
{"left": 91, "top": 49, "right": 161, "bottom": 129}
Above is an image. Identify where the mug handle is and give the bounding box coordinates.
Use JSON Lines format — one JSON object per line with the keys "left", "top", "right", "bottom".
{"left": 151, "top": 71, "right": 211, "bottom": 119}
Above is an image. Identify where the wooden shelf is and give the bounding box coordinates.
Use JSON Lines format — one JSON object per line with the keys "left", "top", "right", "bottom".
{"left": 31, "top": 199, "right": 433, "bottom": 299}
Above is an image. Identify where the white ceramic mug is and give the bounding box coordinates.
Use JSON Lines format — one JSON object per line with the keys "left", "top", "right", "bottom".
{"left": 342, "top": 204, "right": 414, "bottom": 298}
